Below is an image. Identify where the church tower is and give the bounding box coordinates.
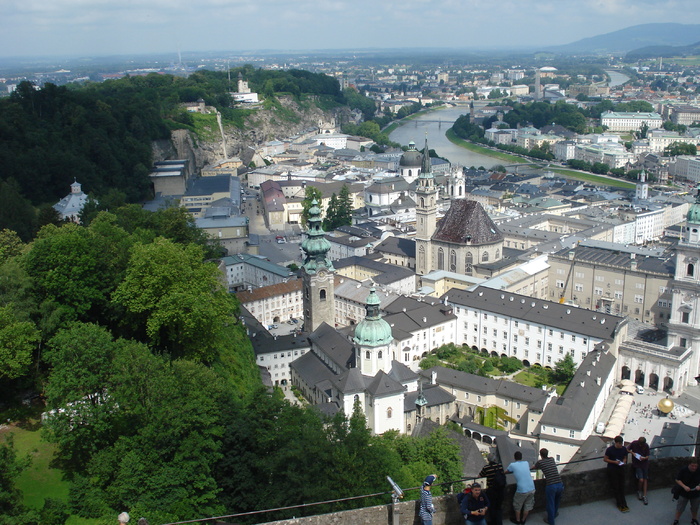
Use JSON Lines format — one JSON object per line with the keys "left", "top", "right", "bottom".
{"left": 667, "top": 185, "right": 700, "bottom": 390}
{"left": 447, "top": 165, "right": 466, "bottom": 200}
{"left": 301, "top": 199, "right": 335, "bottom": 332}
{"left": 635, "top": 170, "right": 649, "bottom": 201}
{"left": 415, "top": 136, "right": 438, "bottom": 275}
{"left": 353, "top": 287, "right": 393, "bottom": 376}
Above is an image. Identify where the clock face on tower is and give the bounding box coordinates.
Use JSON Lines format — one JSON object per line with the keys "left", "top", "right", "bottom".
{"left": 318, "top": 269, "right": 327, "bottom": 279}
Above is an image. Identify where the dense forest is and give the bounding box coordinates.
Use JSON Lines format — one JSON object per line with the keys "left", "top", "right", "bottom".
{"left": 0, "top": 208, "right": 463, "bottom": 525}
{"left": 0, "top": 66, "right": 353, "bottom": 242}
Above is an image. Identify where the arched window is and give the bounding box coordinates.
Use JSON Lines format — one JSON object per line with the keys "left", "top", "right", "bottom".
{"left": 482, "top": 251, "right": 489, "bottom": 262}
{"left": 366, "top": 351, "right": 370, "bottom": 359}
{"left": 387, "top": 407, "right": 393, "bottom": 419}
{"left": 378, "top": 350, "right": 383, "bottom": 359}
{"left": 438, "top": 248, "right": 445, "bottom": 270}
{"left": 465, "top": 252, "right": 473, "bottom": 275}
{"left": 450, "top": 250, "right": 457, "bottom": 272}
{"left": 420, "top": 197, "right": 425, "bottom": 207}
{"left": 409, "top": 169, "right": 412, "bottom": 177}
{"left": 320, "top": 289, "right": 327, "bottom": 301}
{"left": 688, "top": 263, "right": 695, "bottom": 277}
{"left": 459, "top": 186, "right": 463, "bottom": 196}
{"left": 354, "top": 394, "right": 359, "bottom": 403}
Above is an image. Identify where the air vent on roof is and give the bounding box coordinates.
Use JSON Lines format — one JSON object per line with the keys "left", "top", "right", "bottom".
{"left": 543, "top": 304, "right": 548, "bottom": 309}
{"left": 501, "top": 294, "right": 505, "bottom": 299}
{"left": 531, "top": 301, "right": 536, "bottom": 307}
{"left": 592, "top": 316, "right": 596, "bottom": 320}
{"left": 601, "top": 319, "right": 605, "bottom": 324}
{"left": 521, "top": 298, "right": 525, "bottom": 303}
{"left": 479, "top": 291, "right": 483, "bottom": 296}
{"left": 566, "top": 309, "right": 571, "bottom": 314}
{"left": 510, "top": 297, "right": 514, "bottom": 301}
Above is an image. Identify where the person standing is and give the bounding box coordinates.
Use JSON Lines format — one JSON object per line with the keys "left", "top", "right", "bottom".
{"left": 479, "top": 452, "right": 506, "bottom": 525}
{"left": 461, "top": 482, "right": 490, "bottom": 525}
{"left": 627, "top": 436, "right": 650, "bottom": 504}
{"left": 506, "top": 451, "right": 535, "bottom": 525}
{"left": 420, "top": 474, "right": 437, "bottom": 525}
{"left": 603, "top": 435, "right": 629, "bottom": 512}
{"left": 673, "top": 458, "right": 700, "bottom": 525}
{"left": 534, "top": 448, "right": 563, "bottom": 525}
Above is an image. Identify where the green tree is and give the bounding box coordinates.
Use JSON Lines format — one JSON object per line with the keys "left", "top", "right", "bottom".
{"left": 0, "top": 304, "right": 40, "bottom": 381}
{"left": 0, "top": 229, "right": 23, "bottom": 264}
{"left": 323, "top": 193, "right": 339, "bottom": 231}
{"left": 42, "top": 322, "right": 120, "bottom": 474}
{"left": 336, "top": 184, "right": 353, "bottom": 227}
{"left": 638, "top": 122, "right": 649, "bottom": 139}
{"left": 112, "top": 238, "right": 235, "bottom": 362}
{"left": 551, "top": 353, "right": 577, "bottom": 384}
{"left": 0, "top": 179, "right": 36, "bottom": 242}
{"left": 665, "top": 142, "right": 697, "bottom": 157}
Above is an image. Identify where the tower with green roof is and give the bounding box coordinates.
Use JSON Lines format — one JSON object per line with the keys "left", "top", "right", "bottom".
{"left": 301, "top": 199, "right": 335, "bottom": 332}
{"left": 353, "top": 287, "right": 394, "bottom": 376}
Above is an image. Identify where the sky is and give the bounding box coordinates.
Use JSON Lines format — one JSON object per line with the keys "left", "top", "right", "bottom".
{"left": 2, "top": 0, "right": 700, "bottom": 59}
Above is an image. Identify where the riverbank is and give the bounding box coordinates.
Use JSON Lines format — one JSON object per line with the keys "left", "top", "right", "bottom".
{"left": 445, "top": 128, "right": 636, "bottom": 189}
{"left": 445, "top": 128, "right": 531, "bottom": 165}
{"left": 548, "top": 167, "right": 635, "bottom": 189}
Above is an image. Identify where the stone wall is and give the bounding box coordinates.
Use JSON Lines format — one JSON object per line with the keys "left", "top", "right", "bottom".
{"left": 254, "top": 457, "right": 688, "bottom": 525}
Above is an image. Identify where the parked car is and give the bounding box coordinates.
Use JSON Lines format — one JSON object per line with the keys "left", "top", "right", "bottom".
{"left": 636, "top": 385, "right": 644, "bottom": 395}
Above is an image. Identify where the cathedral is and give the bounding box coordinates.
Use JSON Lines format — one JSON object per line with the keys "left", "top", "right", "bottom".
{"left": 410, "top": 137, "right": 504, "bottom": 276}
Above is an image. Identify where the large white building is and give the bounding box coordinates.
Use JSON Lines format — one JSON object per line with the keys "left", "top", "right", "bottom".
{"left": 441, "top": 286, "right": 629, "bottom": 368}
{"left": 601, "top": 111, "right": 663, "bottom": 132}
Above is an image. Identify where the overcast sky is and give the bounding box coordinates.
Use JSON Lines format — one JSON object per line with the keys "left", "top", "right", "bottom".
{"left": 2, "top": 0, "right": 699, "bottom": 59}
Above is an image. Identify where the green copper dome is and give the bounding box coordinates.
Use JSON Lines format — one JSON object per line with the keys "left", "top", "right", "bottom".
{"left": 301, "top": 199, "right": 334, "bottom": 274}
{"left": 353, "top": 287, "right": 393, "bottom": 347}
{"left": 688, "top": 185, "right": 700, "bottom": 224}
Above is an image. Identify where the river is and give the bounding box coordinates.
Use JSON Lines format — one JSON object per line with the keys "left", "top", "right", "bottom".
{"left": 388, "top": 105, "right": 502, "bottom": 169}
{"left": 605, "top": 70, "right": 630, "bottom": 87}
{"left": 390, "top": 70, "right": 630, "bottom": 168}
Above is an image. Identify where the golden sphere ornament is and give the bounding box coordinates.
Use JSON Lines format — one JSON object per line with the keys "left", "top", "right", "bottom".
{"left": 657, "top": 397, "right": 674, "bottom": 414}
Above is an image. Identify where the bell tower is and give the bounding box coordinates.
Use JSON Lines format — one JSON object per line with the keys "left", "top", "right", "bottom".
{"left": 301, "top": 199, "right": 335, "bottom": 332}
{"left": 667, "top": 184, "right": 700, "bottom": 390}
{"left": 415, "top": 135, "right": 437, "bottom": 275}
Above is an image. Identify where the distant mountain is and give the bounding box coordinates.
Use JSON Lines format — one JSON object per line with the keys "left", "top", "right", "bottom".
{"left": 546, "top": 23, "right": 700, "bottom": 55}
{"left": 626, "top": 40, "right": 700, "bottom": 60}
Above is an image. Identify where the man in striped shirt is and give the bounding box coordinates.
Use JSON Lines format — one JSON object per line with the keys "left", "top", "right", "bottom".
{"left": 534, "top": 448, "right": 563, "bottom": 525}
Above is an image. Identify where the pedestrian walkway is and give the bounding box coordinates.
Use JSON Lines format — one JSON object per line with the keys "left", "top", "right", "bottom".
{"left": 523, "top": 487, "right": 677, "bottom": 525}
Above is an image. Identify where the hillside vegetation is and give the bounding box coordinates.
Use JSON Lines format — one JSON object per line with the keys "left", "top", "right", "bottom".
{"left": 0, "top": 67, "right": 352, "bottom": 241}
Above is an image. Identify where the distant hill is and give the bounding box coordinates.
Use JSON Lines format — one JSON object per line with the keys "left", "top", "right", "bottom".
{"left": 546, "top": 23, "right": 700, "bottom": 55}
{"left": 626, "top": 40, "right": 700, "bottom": 60}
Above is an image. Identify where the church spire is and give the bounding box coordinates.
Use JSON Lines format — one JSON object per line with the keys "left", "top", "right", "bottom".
{"left": 421, "top": 133, "right": 432, "bottom": 176}
{"left": 301, "top": 199, "right": 334, "bottom": 273}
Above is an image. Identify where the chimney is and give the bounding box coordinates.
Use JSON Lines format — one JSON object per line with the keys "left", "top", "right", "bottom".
{"left": 596, "top": 377, "right": 601, "bottom": 386}
{"left": 431, "top": 370, "right": 437, "bottom": 385}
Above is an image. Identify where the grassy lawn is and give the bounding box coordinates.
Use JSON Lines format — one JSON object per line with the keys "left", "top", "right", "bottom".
{"left": 512, "top": 370, "right": 566, "bottom": 395}
{"left": 548, "top": 168, "right": 635, "bottom": 189}
{"left": 445, "top": 128, "right": 532, "bottom": 164}
{"left": 2, "top": 420, "right": 69, "bottom": 509}
{"left": 1, "top": 419, "right": 104, "bottom": 525}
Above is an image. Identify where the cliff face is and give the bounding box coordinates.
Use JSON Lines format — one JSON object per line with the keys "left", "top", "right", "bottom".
{"left": 155, "top": 96, "right": 351, "bottom": 171}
